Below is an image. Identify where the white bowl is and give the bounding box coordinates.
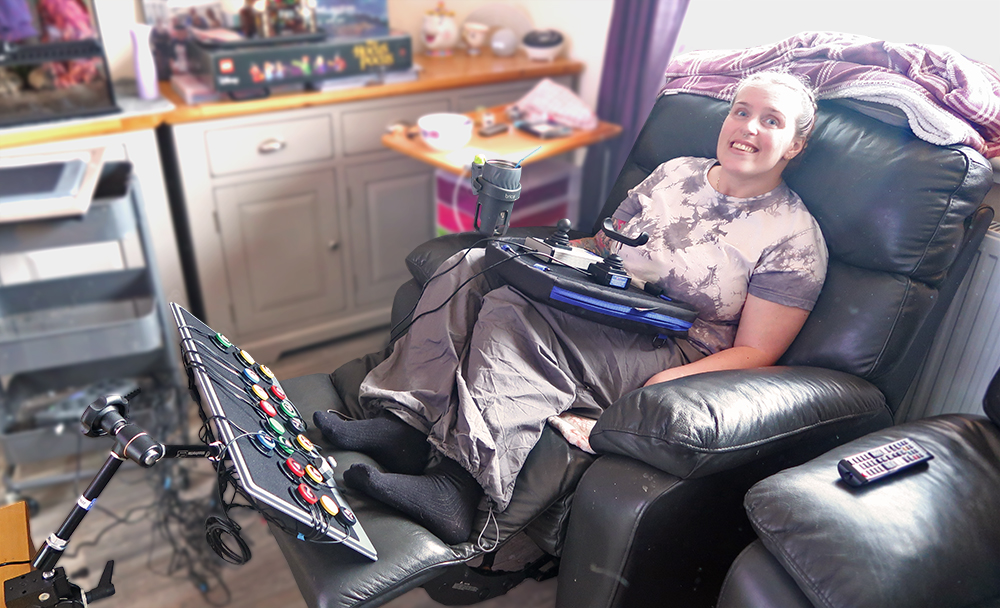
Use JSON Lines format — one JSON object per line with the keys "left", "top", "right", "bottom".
{"left": 418, "top": 113, "right": 474, "bottom": 152}
{"left": 524, "top": 42, "right": 563, "bottom": 61}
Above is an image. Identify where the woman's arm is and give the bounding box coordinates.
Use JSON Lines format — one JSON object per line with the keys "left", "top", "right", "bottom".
{"left": 644, "top": 294, "right": 810, "bottom": 386}
{"left": 570, "top": 218, "right": 627, "bottom": 257}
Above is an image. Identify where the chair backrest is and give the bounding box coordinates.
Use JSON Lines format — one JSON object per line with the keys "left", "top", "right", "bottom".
{"left": 597, "top": 93, "right": 994, "bottom": 414}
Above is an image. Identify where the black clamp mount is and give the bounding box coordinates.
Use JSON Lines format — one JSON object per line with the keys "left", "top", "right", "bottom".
{"left": 4, "top": 392, "right": 222, "bottom": 608}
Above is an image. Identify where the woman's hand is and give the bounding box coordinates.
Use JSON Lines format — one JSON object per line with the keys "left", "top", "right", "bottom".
{"left": 644, "top": 294, "right": 810, "bottom": 386}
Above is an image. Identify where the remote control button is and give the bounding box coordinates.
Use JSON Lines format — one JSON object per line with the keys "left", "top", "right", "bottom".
{"left": 258, "top": 364, "right": 275, "bottom": 383}
{"left": 270, "top": 385, "right": 287, "bottom": 401}
{"left": 284, "top": 457, "right": 306, "bottom": 478}
{"left": 288, "top": 417, "right": 307, "bottom": 434}
{"left": 259, "top": 400, "right": 278, "bottom": 417}
{"left": 266, "top": 418, "right": 287, "bottom": 436}
{"left": 213, "top": 333, "right": 232, "bottom": 350}
{"left": 241, "top": 368, "right": 261, "bottom": 385}
{"left": 295, "top": 434, "right": 315, "bottom": 453}
{"left": 249, "top": 384, "right": 268, "bottom": 401}
{"left": 304, "top": 464, "right": 324, "bottom": 485}
{"left": 319, "top": 495, "right": 340, "bottom": 517}
{"left": 237, "top": 349, "right": 256, "bottom": 366}
{"left": 278, "top": 399, "right": 299, "bottom": 420}
{"left": 296, "top": 483, "right": 319, "bottom": 505}
{"left": 276, "top": 435, "right": 295, "bottom": 455}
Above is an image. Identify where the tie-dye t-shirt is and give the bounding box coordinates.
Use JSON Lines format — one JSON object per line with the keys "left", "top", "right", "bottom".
{"left": 612, "top": 157, "right": 828, "bottom": 354}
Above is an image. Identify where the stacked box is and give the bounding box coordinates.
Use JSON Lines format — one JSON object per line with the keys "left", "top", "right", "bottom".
{"left": 435, "top": 159, "right": 581, "bottom": 236}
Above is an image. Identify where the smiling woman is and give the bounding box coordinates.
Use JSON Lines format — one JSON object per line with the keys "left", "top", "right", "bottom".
{"left": 311, "top": 70, "right": 829, "bottom": 547}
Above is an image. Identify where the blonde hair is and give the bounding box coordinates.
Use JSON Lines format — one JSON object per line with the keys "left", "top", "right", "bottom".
{"left": 734, "top": 71, "right": 818, "bottom": 141}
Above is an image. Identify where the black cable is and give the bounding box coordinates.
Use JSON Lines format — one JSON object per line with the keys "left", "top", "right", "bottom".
{"left": 389, "top": 247, "right": 539, "bottom": 341}
{"left": 388, "top": 237, "right": 497, "bottom": 341}
{"left": 0, "top": 559, "right": 30, "bottom": 568}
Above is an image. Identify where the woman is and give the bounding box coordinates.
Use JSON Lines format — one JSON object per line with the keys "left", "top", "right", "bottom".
{"left": 314, "top": 71, "right": 828, "bottom": 545}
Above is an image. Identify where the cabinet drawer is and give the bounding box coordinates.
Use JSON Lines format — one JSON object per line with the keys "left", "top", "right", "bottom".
{"left": 340, "top": 99, "right": 450, "bottom": 156}
{"left": 205, "top": 115, "right": 333, "bottom": 176}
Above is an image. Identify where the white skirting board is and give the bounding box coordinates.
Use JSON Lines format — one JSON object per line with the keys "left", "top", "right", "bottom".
{"left": 897, "top": 222, "right": 1000, "bottom": 421}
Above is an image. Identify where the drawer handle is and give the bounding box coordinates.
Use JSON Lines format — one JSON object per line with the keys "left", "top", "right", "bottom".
{"left": 258, "top": 138, "right": 287, "bottom": 154}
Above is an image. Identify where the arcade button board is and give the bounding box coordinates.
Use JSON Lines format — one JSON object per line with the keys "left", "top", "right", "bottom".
{"left": 169, "top": 303, "right": 376, "bottom": 560}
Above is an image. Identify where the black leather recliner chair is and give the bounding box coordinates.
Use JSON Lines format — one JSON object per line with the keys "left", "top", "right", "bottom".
{"left": 716, "top": 368, "right": 1000, "bottom": 608}
{"left": 269, "top": 92, "right": 994, "bottom": 608}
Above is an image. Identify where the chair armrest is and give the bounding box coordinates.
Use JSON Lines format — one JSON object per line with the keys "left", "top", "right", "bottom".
{"left": 744, "top": 414, "right": 1000, "bottom": 608}
{"left": 404, "top": 227, "right": 586, "bottom": 285}
{"left": 589, "top": 366, "right": 892, "bottom": 478}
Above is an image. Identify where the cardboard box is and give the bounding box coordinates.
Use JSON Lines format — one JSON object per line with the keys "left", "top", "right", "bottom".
{"left": 435, "top": 159, "right": 581, "bottom": 236}
{"left": 186, "top": 29, "right": 411, "bottom": 92}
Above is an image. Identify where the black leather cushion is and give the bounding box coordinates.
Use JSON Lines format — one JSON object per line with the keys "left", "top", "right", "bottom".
{"left": 589, "top": 366, "right": 891, "bottom": 478}
{"left": 403, "top": 226, "right": 584, "bottom": 285}
{"left": 985, "top": 365, "right": 1000, "bottom": 426}
{"left": 744, "top": 415, "right": 1000, "bottom": 608}
{"left": 716, "top": 541, "right": 813, "bottom": 608}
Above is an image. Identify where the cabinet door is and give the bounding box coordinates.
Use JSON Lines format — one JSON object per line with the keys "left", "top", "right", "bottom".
{"left": 346, "top": 158, "right": 435, "bottom": 307}
{"left": 214, "top": 170, "right": 346, "bottom": 336}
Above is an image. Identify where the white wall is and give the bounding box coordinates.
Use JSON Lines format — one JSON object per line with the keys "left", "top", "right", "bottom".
{"left": 674, "top": 0, "right": 1000, "bottom": 72}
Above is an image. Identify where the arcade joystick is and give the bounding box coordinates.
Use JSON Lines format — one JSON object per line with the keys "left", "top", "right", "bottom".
{"left": 543, "top": 218, "right": 574, "bottom": 249}
{"left": 522, "top": 219, "right": 603, "bottom": 270}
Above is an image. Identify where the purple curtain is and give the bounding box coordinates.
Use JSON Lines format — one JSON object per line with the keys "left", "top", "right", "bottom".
{"left": 578, "top": 0, "right": 689, "bottom": 232}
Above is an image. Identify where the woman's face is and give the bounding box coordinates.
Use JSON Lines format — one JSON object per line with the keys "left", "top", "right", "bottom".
{"left": 716, "top": 83, "right": 806, "bottom": 192}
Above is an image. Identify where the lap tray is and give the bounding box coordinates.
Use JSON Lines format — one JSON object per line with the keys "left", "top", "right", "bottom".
{"left": 485, "top": 239, "right": 697, "bottom": 336}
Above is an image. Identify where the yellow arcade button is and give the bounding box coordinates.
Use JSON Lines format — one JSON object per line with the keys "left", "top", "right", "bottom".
{"left": 237, "top": 349, "right": 255, "bottom": 366}
{"left": 304, "top": 464, "right": 324, "bottom": 485}
{"left": 250, "top": 384, "right": 268, "bottom": 401}
{"left": 295, "top": 434, "right": 315, "bottom": 453}
{"left": 319, "top": 495, "right": 340, "bottom": 517}
{"left": 258, "top": 364, "right": 275, "bottom": 382}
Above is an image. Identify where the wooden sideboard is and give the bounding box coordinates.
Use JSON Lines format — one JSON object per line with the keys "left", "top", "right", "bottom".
{"left": 158, "top": 54, "right": 585, "bottom": 362}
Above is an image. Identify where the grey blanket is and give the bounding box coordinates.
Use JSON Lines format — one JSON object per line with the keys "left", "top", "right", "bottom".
{"left": 359, "top": 249, "right": 682, "bottom": 510}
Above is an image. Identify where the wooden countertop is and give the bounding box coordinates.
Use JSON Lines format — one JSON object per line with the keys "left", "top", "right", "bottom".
{"left": 0, "top": 52, "right": 583, "bottom": 149}
{"left": 162, "top": 53, "right": 584, "bottom": 124}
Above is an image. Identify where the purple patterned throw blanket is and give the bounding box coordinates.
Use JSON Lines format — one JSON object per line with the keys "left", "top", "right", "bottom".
{"left": 660, "top": 32, "right": 1000, "bottom": 158}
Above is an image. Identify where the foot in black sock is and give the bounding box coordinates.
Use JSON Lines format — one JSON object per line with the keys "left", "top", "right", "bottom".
{"left": 312, "top": 411, "right": 430, "bottom": 475}
{"left": 343, "top": 458, "right": 481, "bottom": 545}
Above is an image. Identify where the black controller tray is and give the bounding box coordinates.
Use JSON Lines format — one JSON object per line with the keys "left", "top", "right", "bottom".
{"left": 170, "top": 303, "right": 377, "bottom": 560}
{"left": 485, "top": 239, "right": 698, "bottom": 337}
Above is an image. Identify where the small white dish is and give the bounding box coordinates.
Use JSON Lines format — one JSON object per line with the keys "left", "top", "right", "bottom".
{"left": 418, "top": 113, "right": 474, "bottom": 152}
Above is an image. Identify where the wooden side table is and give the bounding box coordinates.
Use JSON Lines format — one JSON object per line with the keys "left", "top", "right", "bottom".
{"left": 381, "top": 106, "right": 622, "bottom": 176}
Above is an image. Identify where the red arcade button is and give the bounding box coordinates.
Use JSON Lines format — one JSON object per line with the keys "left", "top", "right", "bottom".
{"left": 296, "top": 483, "right": 318, "bottom": 505}
{"left": 285, "top": 457, "right": 305, "bottom": 478}
{"left": 269, "top": 385, "right": 287, "bottom": 401}
{"left": 259, "top": 400, "right": 278, "bottom": 417}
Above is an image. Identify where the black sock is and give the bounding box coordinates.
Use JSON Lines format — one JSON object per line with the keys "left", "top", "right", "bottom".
{"left": 312, "top": 411, "right": 429, "bottom": 475}
{"left": 343, "top": 458, "right": 481, "bottom": 545}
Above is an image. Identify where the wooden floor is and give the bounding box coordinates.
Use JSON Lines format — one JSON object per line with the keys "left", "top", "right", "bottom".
{"left": 5, "top": 328, "right": 558, "bottom": 608}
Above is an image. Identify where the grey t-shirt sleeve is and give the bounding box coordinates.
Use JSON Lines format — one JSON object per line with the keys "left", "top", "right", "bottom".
{"left": 747, "top": 222, "right": 829, "bottom": 311}
{"left": 611, "top": 161, "right": 677, "bottom": 224}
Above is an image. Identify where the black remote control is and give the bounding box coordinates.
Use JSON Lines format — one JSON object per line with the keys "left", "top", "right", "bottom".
{"left": 837, "top": 437, "right": 933, "bottom": 486}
